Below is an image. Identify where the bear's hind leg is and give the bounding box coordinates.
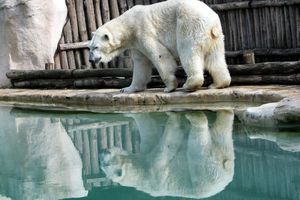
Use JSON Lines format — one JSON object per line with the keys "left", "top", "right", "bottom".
{"left": 180, "top": 52, "right": 205, "bottom": 92}
{"left": 205, "top": 50, "right": 231, "bottom": 89}
{"left": 121, "top": 50, "right": 153, "bottom": 93}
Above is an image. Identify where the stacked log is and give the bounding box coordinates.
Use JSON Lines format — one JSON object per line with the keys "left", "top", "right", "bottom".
{"left": 6, "top": 61, "right": 300, "bottom": 89}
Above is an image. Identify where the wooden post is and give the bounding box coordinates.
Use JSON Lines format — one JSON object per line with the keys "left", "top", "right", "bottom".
{"left": 83, "top": 130, "right": 91, "bottom": 175}
{"left": 45, "top": 63, "right": 54, "bottom": 70}
{"left": 85, "top": 0, "right": 97, "bottom": 38}
{"left": 107, "top": 126, "right": 114, "bottom": 148}
{"left": 243, "top": 51, "right": 256, "bottom": 64}
{"left": 114, "top": 125, "right": 122, "bottom": 148}
{"left": 75, "top": 0, "right": 91, "bottom": 68}
{"left": 66, "top": 0, "right": 82, "bottom": 68}
{"left": 54, "top": 54, "right": 61, "bottom": 69}
{"left": 90, "top": 129, "right": 100, "bottom": 174}
{"left": 94, "top": 0, "right": 103, "bottom": 28}
{"left": 101, "top": 0, "right": 110, "bottom": 23}
{"left": 59, "top": 36, "right": 69, "bottom": 69}
{"left": 63, "top": 20, "right": 76, "bottom": 69}
{"left": 74, "top": 130, "right": 83, "bottom": 154}
{"left": 110, "top": 0, "right": 120, "bottom": 18}
{"left": 99, "top": 127, "right": 108, "bottom": 149}
{"left": 123, "top": 124, "right": 133, "bottom": 152}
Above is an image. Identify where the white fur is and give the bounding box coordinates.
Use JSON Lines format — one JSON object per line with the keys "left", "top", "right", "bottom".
{"left": 89, "top": 0, "right": 231, "bottom": 93}
{"left": 101, "top": 110, "right": 235, "bottom": 199}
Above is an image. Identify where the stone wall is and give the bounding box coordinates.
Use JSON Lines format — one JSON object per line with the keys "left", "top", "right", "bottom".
{"left": 0, "top": 0, "right": 67, "bottom": 87}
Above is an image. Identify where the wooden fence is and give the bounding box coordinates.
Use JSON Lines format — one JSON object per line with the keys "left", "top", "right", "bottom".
{"left": 53, "top": 0, "right": 300, "bottom": 70}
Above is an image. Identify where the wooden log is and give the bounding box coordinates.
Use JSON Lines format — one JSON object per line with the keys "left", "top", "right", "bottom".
{"left": 210, "top": 0, "right": 300, "bottom": 11}
{"left": 110, "top": 0, "right": 120, "bottom": 18}
{"left": 67, "top": 121, "right": 129, "bottom": 132}
{"left": 143, "top": 0, "right": 151, "bottom": 5}
{"left": 60, "top": 41, "right": 90, "bottom": 51}
{"left": 231, "top": 74, "right": 300, "bottom": 85}
{"left": 118, "top": 0, "right": 128, "bottom": 14}
{"left": 63, "top": 20, "right": 76, "bottom": 69}
{"left": 101, "top": 0, "right": 110, "bottom": 23}
{"left": 226, "top": 48, "right": 300, "bottom": 57}
{"left": 59, "top": 36, "right": 69, "bottom": 69}
{"left": 107, "top": 126, "right": 114, "bottom": 148}
{"left": 66, "top": 0, "right": 82, "bottom": 68}
{"left": 127, "top": 0, "right": 134, "bottom": 9}
{"left": 7, "top": 61, "right": 300, "bottom": 81}
{"left": 99, "top": 128, "right": 108, "bottom": 149}
{"left": 90, "top": 129, "right": 100, "bottom": 174}
{"left": 58, "top": 39, "right": 300, "bottom": 58}
{"left": 83, "top": 130, "right": 91, "bottom": 175}
{"left": 45, "top": 63, "right": 55, "bottom": 70}
{"left": 74, "top": 78, "right": 131, "bottom": 88}
{"left": 131, "top": 129, "right": 140, "bottom": 154}
{"left": 72, "top": 68, "right": 133, "bottom": 78}
{"left": 135, "top": 0, "right": 144, "bottom": 5}
{"left": 114, "top": 126, "right": 122, "bottom": 148}
{"left": 228, "top": 61, "right": 300, "bottom": 75}
{"left": 74, "top": 130, "right": 83, "bottom": 154}
{"left": 94, "top": 0, "right": 103, "bottom": 27}
{"left": 54, "top": 53, "right": 61, "bottom": 69}
{"left": 11, "top": 79, "right": 75, "bottom": 89}
{"left": 296, "top": 5, "right": 300, "bottom": 47}
{"left": 243, "top": 51, "right": 255, "bottom": 64}
{"left": 122, "top": 124, "right": 132, "bottom": 152}
{"left": 7, "top": 70, "right": 73, "bottom": 80}
{"left": 75, "top": 0, "right": 91, "bottom": 68}
{"left": 85, "top": 0, "right": 97, "bottom": 38}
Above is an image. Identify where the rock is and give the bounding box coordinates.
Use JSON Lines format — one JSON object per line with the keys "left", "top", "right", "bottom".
{"left": 0, "top": 0, "right": 67, "bottom": 87}
{"left": 237, "top": 97, "right": 300, "bottom": 125}
{"left": 0, "top": 106, "right": 88, "bottom": 199}
{"left": 274, "top": 97, "right": 300, "bottom": 123}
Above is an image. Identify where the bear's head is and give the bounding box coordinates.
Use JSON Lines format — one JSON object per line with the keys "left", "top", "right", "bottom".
{"left": 89, "top": 24, "right": 124, "bottom": 64}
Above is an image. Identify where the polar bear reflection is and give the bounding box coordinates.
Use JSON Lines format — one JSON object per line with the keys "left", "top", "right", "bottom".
{"left": 101, "top": 110, "right": 234, "bottom": 199}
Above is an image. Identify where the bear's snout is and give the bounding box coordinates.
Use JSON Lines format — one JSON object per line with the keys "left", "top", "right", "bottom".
{"left": 89, "top": 51, "right": 101, "bottom": 64}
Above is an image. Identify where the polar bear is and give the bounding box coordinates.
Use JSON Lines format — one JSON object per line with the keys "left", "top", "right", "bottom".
{"left": 89, "top": 0, "right": 231, "bottom": 93}
{"left": 100, "top": 110, "right": 235, "bottom": 198}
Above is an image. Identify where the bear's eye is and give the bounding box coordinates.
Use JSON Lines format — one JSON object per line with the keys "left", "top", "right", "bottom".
{"left": 103, "top": 34, "right": 109, "bottom": 41}
{"left": 115, "top": 169, "right": 122, "bottom": 177}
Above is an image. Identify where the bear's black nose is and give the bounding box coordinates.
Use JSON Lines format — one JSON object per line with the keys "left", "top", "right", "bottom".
{"left": 89, "top": 59, "right": 95, "bottom": 64}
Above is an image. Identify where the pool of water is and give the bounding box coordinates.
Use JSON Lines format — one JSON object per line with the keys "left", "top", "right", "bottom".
{"left": 0, "top": 105, "right": 299, "bottom": 200}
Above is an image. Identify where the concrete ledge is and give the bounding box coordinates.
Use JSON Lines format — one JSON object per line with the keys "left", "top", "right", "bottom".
{"left": 0, "top": 85, "right": 299, "bottom": 113}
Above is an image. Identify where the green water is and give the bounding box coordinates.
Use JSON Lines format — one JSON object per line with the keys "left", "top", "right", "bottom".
{"left": 0, "top": 105, "right": 299, "bottom": 200}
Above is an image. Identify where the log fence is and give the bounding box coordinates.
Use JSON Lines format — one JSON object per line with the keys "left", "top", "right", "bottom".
{"left": 60, "top": 117, "right": 140, "bottom": 189}
{"left": 7, "top": 61, "right": 300, "bottom": 88}
{"left": 53, "top": 0, "right": 300, "bottom": 70}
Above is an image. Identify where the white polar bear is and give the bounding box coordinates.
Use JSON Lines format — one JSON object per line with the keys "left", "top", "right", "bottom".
{"left": 89, "top": 0, "right": 231, "bottom": 93}
{"left": 100, "top": 110, "right": 235, "bottom": 199}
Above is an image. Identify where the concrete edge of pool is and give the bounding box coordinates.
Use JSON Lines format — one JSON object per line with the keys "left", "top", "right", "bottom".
{"left": 0, "top": 85, "right": 299, "bottom": 123}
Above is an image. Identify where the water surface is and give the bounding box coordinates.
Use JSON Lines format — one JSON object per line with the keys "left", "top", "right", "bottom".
{"left": 0, "top": 105, "right": 299, "bottom": 200}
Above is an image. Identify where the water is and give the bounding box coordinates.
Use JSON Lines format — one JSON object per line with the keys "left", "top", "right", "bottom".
{"left": 0, "top": 105, "right": 299, "bottom": 200}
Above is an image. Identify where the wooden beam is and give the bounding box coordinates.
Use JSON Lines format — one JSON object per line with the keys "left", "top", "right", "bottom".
{"left": 226, "top": 48, "right": 300, "bottom": 57}
{"left": 210, "top": 0, "right": 300, "bottom": 11}
{"left": 7, "top": 61, "right": 300, "bottom": 81}
{"left": 59, "top": 41, "right": 90, "bottom": 51}
{"left": 59, "top": 41, "right": 300, "bottom": 58}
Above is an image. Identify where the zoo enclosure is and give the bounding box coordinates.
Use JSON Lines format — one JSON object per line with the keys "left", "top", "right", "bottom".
{"left": 54, "top": 0, "right": 300, "bottom": 70}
